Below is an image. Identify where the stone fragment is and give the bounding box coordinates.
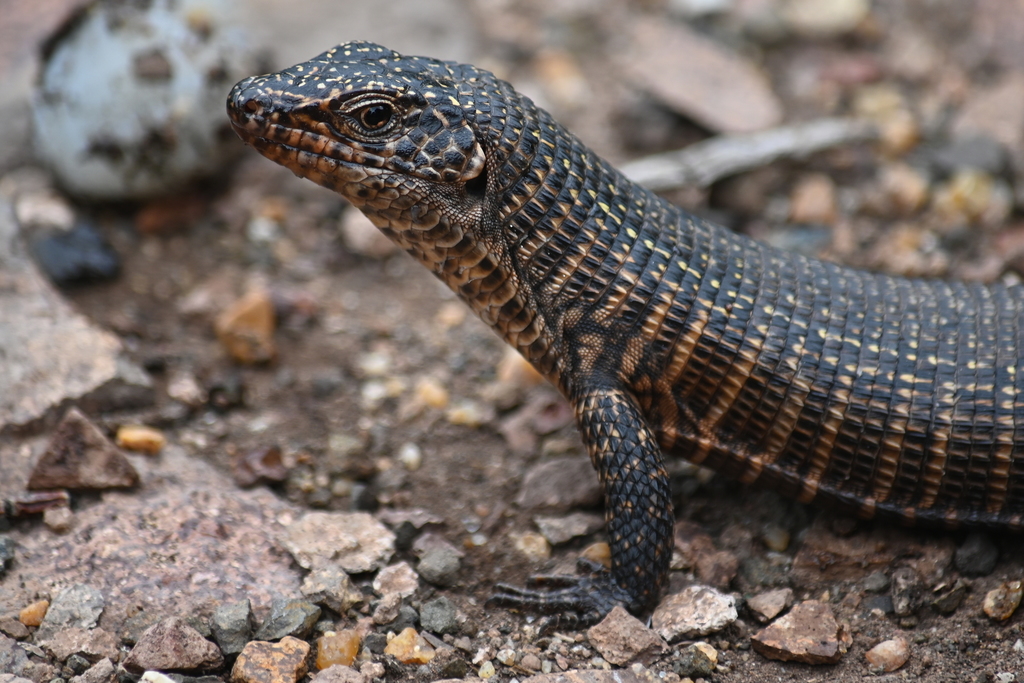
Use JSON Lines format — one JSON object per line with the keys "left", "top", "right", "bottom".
{"left": 864, "top": 637, "right": 910, "bottom": 673}
{"left": 747, "top": 588, "right": 794, "bottom": 623}
{"left": 28, "top": 408, "right": 139, "bottom": 491}
{"left": 651, "top": 585, "right": 737, "bottom": 641}
{"left": 371, "top": 593, "right": 402, "bottom": 626}
{"left": 931, "top": 579, "right": 969, "bottom": 615}
{"left": 43, "top": 505, "right": 74, "bottom": 533}
{"left": 534, "top": 513, "right": 604, "bottom": 546}
{"left": 420, "top": 596, "right": 458, "bottom": 635}
{"left": 301, "top": 565, "right": 363, "bottom": 613}
{"left": 0, "top": 635, "right": 32, "bottom": 679}
{"left": 311, "top": 664, "right": 363, "bottom": 683}
{"left": 373, "top": 562, "right": 419, "bottom": 598}
{"left": 316, "top": 630, "right": 361, "bottom": 669}
{"left": 890, "top": 567, "right": 923, "bottom": 617}
{"left": 19, "top": 600, "right": 49, "bottom": 627}
{"left": 0, "top": 199, "right": 153, "bottom": 434}
{"left": 215, "top": 290, "right": 277, "bottom": 364}
{"left": 231, "top": 636, "right": 310, "bottom": 683}
{"left": 115, "top": 424, "right": 166, "bottom": 454}
{"left": 36, "top": 584, "right": 104, "bottom": 639}
{"left": 211, "top": 599, "right": 256, "bottom": 656}
{"left": 31, "top": 220, "right": 120, "bottom": 285}
{"left": 862, "top": 571, "right": 890, "bottom": 593}
{"left": 983, "top": 581, "right": 1023, "bottom": 622}
{"left": 954, "top": 532, "right": 999, "bottom": 577}
{"left": 69, "top": 656, "right": 114, "bottom": 683}
{"left": 623, "top": 17, "right": 782, "bottom": 133}
{"left": 511, "top": 532, "right": 551, "bottom": 562}
{"left": 232, "top": 445, "right": 289, "bottom": 488}
{"left": 0, "top": 617, "right": 29, "bottom": 640}
{"left": 384, "top": 627, "right": 435, "bottom": 664}
{"left": 122, "top": 617, "right": 224, "bottom": 673}
{"left": 253, "top": 598, "right": 321, "bottom": 641}
{"left": 516, "top": 457, "right": 602, "bottom": 511}
{"left": 39, "top": 626, "right": 119, "bottom": 662}
{"left": 675, "top": 641, "right": 718, "bottom": 677}
{"left": 751, "top": 600, "right": 849, "bottom": 664}
{"left": 417, "top": 545, "right": 461, "bottom": 587}
{"left": 281, "top": 511, "right": 395, "bottom": 573}
{"left": 586, "top": 606, "right": 666, "bottom": 665}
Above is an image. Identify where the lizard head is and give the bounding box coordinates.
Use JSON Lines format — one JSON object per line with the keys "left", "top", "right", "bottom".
{"left": 227, "top": 41, "right": 504, "bottom": 251}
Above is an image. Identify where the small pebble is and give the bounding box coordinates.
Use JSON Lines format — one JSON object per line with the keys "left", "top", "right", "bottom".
{"left": 864, "top": 637, "right": 910, "bottom": 673}
{"left": 675, "top": 642, "right": 718, "bottom": 677}
{"left": 384, "top": 627, "right": 435, "bottom": 664}
{"left": 316, "top": 630, "right": 361, "bottom": 669}
{"left": 397, "top": 442, "right": 423, "bottom": 471}
{"left": 747, "top": 588, "right": 793, "bottom": 623}
{"left": 215, "top": 289, "right": 277, "bottom": 364}
{"left": 232, "top": 636, "right": 309, "bottom": 683}
{"left": 983, "top": 581, "right": 1023, "bottom": 622}
{"left": 760, "top": 525, "right": 790, "bottom": 552}
{"left": 420, "top": 597, "right": 458, "bottom": 635}
{"left": 890, "top": 566, "right": 922, "bottom": 617}
{"left": 19, "top": 600, "right": 49, "bottom": 627}
{"left": 789, "top": 173, "right": 838, "bottom": 225}
{"left": 414, "top": 378, "right": 449, "bottom": 409}
{"left": 373, "top": 561, "right": 420, "bottom": 598}
{"left": 863, "top": 571, "right": 891, "bottom": 593}
{"left": 652, "top": 585, "right": 737, "bottom": 641}
{"left": 417, "top": 545, "right": 461, "bottom": 586}
{"left": 211, "top": 599, "right": 255, "bottom": 657}
{"left": 511, "top": 532, "right": 551, "bottom": 562}
{"left": 115, "top": 425, "right": 166, "bottom": 454}
{"left": 478, "top": 660, "right": 496, "bottom": 678}
{"left": 30, "top": 221, "right": 120, "bottom": 285}
{"left": 253, "top": 598, "right": 321, "bottom": 641}
{"left": 43, "top": 505, "right": 74, "bottom": 533}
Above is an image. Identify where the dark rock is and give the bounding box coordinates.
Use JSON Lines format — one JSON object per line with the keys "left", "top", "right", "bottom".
{"left": 37, "top": 584, "right": 105, "bottom": 640}
{"left": 121, "top": 617, "right": 224, "bottom": 673}
{"left": 751, "top": 600, "right": 849, "bottom": 665}
{"left": 955, "top": 532, "right": 999, "bottom": 576}
{"left": 253, "top": 598, "right": 321, "bottom": 641}
{"left": 420, "top": 597, "right": 457, "bottom": 635}
{"left": 516, "top": 456, "right": 602, "bottom": 511}
{"left": 0, "top": 536, "right": 14, "bottom": 575}
{"left": 430, "top": 648, "right": 469, "bottom": 679}
{"left": 31, "top": 220, "right": 120, "bottom": 285}
{"left": 417, "top": 546, "right": 461, "bottom": 587}
{"left": 28, "top": 408, "right": 139, "bottom": 491}
{"left": 586, "top": 606, "right": 666, "bottom": 665}
{"left": 363, "top": 632, "right": 387, "bottom": 654}
{"left": 891, "top": 567, "right": 923, "bottom": 617}
{"left": 932, "top": 579, "right": 969, "bottom": 615}
{"left": 211, "top": 599, "right": 255, "bottom": 656}
{"left": 65, "top": 653, "right": 91, "bottom": 674}
{"left": 863, "top": 571, "right": 891, "bottom": 593}
{"left": 862, "top": 594, "right": 894, "bottom": 615}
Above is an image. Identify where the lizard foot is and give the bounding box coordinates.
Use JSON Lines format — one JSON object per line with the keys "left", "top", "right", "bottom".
{"left": 487, "top": 559, "right": 634, "bottom": 629}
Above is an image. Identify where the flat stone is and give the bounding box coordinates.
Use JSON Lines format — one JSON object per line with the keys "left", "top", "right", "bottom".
{"left": 622, "top": 16, "right": 782, "bottom": 134}
{"left": 122, "top": 616, "right": 224, "bottom": 673}
{"left": 751, "top": 600, "right": 849, "bottom": 664}
{"left": 864, "top": 637, "right": 910, "bottom": 673}
{"left": 27, "top": 408, "right": 139, "bottom": 491}
{"left": 211, "top": 599, "right": 255, "bottom": 656}
{"left": 534, "top": 513, "right": 604, "bottom": 546}
{"left": 651, "top": 585, "right": 737, "bottom": 641}
{"left": 231, "top": 636, "right": 309, "bottom": 683}
{"left": 373, "top": 561, "right": 419, "bottom": 598}
{"left": 281, "top": 511, "right": 395, "bottom": 573}
{"left": 311, "top": 664, "right": 363, "bottom": 683}
{"left": 39, "top": 626, "right": 119, "bottom": 662}
{"left": 0, "top": 198, "right": 152, "bottom": 436}
{"left": 253, "top": 598, "right": 321, "bottom": 641}
{"left": 516, "top": 457, "right": 602, "bottom": 512}
{"left": 747, "top": 588, "right": 794, "bottom": 623}
{"left": 300, "top": 565, "right": 363, "bottom": 613}
{"left": 931, "top": 579, "right": 969, "bottom": 615}
{"left": 36, "top": 584, "right": 104, "bottom": 640}
{"left": 0, "top": 617, "right": 28, "bottom": 640}
{"left": 586, "top": 606, "right": 666, "bottom": 665}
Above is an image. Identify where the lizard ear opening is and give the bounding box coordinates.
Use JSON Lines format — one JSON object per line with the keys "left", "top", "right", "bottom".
{"left": 464, "top": 148, "right": 488, "bottom": 198}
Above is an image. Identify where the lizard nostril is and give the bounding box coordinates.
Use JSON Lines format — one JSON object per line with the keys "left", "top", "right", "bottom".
{"left": 243, "top": 99, "right": 261, "bottom": 114}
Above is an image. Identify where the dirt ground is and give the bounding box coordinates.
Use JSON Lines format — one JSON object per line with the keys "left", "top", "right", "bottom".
{"left": 4, "top": 0, "right": 1024, "bottom": 682}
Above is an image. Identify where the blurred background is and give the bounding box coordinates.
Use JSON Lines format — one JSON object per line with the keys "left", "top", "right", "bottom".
{"left": 2, "top": 1, "right": 1024, "bottom": 680}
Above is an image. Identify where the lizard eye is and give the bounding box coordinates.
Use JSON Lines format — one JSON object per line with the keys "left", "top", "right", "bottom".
{"left": 357, "top": 103, "right": 395, "bottom": 131}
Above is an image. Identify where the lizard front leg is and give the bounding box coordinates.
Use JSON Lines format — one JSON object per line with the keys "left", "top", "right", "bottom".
{"left": 490, "top": 388, "right": 674, "bottom": 625}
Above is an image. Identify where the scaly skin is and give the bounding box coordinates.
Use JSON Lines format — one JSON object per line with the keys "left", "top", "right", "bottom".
{"left": 228, "top": 42, "right": 1024, "bottom": 625}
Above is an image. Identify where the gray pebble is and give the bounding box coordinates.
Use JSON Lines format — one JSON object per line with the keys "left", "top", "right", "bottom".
{"left": 417, "top": 546, "right": 461, "bottom": 587}
{"left": 955, "top": 532, "right": 999, "bottom": 577}
{"left": 253, "top": 598, "right": 321, "bottom": 641}
{"left": 211, "top": 599, "right": 255, "bottom": 656}
{"left": 420, "top": 597, "right": 458, "bottom": 635}
{"left": 862, "top": 594, "right": 894, "bottom": 615}
{"left": 37, "top": 584, "right": 105, "bottom": 639}
{"left": 363, "top": 631, "right": 388, "bottom": 654}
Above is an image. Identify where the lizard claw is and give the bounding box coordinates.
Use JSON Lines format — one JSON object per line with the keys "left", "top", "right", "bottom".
{"left": 487, "top": 566, "right": 633, "bottom": 628}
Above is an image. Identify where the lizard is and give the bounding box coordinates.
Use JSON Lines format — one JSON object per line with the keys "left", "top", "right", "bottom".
{"left": 227, "top": 41, "right": 1024, "bottom": 625}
